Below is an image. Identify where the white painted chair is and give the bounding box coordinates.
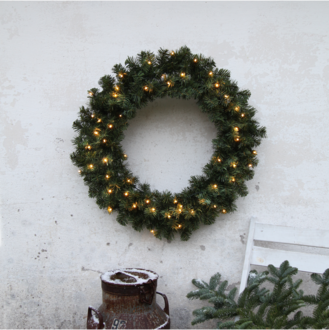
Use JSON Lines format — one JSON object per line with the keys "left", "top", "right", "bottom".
{"left": 239, "top": 218, "right": 329, "bottom": 294}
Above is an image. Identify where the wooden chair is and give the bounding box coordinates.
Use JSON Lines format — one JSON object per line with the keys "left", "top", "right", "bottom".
{"left": 239, "top": 217, "right": 329, "bottom": 294}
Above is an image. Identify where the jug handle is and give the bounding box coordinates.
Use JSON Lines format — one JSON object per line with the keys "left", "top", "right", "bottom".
{"left": 156, "top": 291, "right": 170, "bottom": 316}
{"left": 87, "top": 306, "right": 104, "bottom": 329}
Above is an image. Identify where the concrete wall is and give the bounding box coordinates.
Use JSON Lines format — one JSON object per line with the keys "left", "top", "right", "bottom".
{"left": 1, "top": 2, "right": 329, "bottom": 328}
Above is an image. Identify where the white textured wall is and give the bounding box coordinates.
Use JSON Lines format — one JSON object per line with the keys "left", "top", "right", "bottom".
{"left": 1, "top": 2, "right": 329, "bottom": 328}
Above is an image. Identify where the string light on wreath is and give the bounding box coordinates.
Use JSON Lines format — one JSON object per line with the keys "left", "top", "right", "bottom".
{"left": 71, "top": 46, "right": 266, "bottom": 241}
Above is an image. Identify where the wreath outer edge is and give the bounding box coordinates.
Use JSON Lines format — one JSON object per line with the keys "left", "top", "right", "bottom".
{"left": 70, "top": 46, "right": 266, "bottom": 241}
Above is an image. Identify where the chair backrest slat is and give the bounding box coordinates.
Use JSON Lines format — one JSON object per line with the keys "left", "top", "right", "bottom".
{"left": 254, "top": 223, "right": 329, "bottom": 248}
{"left": 251, "top": 246, "right": 329, "bottom": 274}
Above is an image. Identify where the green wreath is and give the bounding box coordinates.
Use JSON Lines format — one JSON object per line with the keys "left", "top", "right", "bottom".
{"left": 70, "top": 46, "right": 266, "bottom": 241}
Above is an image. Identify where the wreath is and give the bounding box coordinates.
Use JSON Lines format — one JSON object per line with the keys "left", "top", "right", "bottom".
{"left": 70, "top": 46, "right": 266, "bottom": 241}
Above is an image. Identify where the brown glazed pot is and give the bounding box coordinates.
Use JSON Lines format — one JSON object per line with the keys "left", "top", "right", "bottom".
{"left": 87, "top": 268, "right": 170, "bottom": 329}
